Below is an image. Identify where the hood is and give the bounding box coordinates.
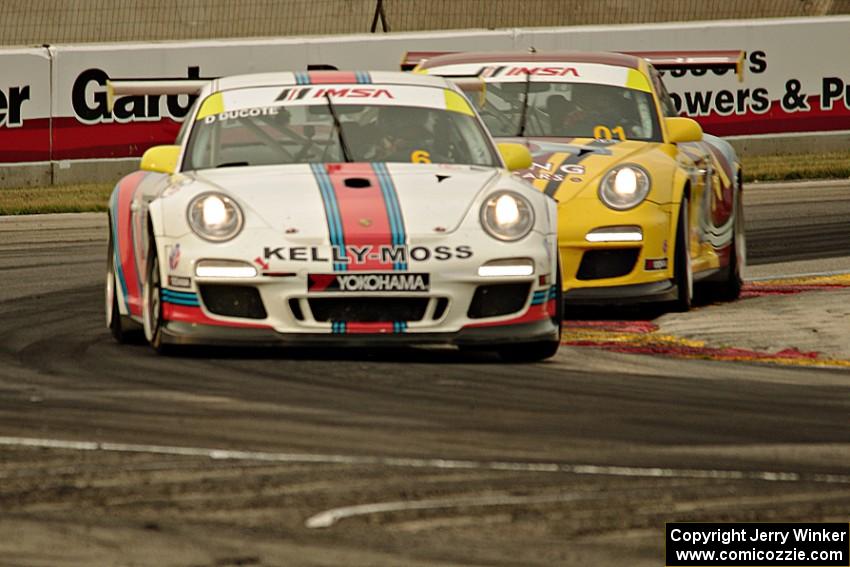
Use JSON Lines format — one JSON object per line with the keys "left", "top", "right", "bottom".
{"left": 190, "top": 162, "right": 499, "bottom": 243}
{"left": 503, "top": 137, "right": 664, "bottom": 204}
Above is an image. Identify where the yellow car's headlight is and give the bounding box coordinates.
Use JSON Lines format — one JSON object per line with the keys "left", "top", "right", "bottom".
{"left": 598, "top": 164, "right": 651, "bottom": 211}
{"left": 187, "top": 192, "right": 244, "bottom": 242}
{"left": 480, "top": 191, "right": 535, "bottom": 241}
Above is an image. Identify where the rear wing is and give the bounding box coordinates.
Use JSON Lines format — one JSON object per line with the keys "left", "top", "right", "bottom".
{"left": 400, "top": 51, "right": 450, "bottom": 72}
{"left": 622, "top": 50, "right": 744, "bottom": 81}
{"left": 401, "top": 49, "right": 745, "bottom": 80}
{"left": 106, "top": 79, "right": 208, "bottom": 112}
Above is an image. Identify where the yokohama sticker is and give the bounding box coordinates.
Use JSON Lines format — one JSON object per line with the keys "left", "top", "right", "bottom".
{"left": 308, "top": 273, "right": 430, "bottom": 292}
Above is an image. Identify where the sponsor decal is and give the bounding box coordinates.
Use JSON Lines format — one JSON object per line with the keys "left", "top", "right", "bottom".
{"left": 505, "top": 66, "right": 580, "bottom": 77}
{"left": 522, "top": 161, "right": 586, "bottom": 182}
{"left": 202, "top": 106, "right": 279, "bottom": 123}
{"left": 309, "top": 273, "right": 430, "bottom": 292}
{"left": 541, "top": 140, "right": 615, "bottom": 197}
{"left": 514, "top": 144, "right": 613, "bottom": 195}
{"left": 645, "top": 258, "right": 668, "bottom": 271}
{"left": 277, "top": 87, "right": 394, "bottom": 102}
{"left": 313, "top": 87, "right": 393, "bottom": 99}
{"left": 167, "top": 275, "right": 191, "bottom": 288}
{"left": 480, "top": 66, "right": 508, "bottom": 78}
{"left": 275, "top": 87, "right": 311, "bottom": 102}
{"left": 263, "top": 244, "right": 472, "bottom": 264}
{"left": 167, "top": 243, "right": 181, "bottom": 270}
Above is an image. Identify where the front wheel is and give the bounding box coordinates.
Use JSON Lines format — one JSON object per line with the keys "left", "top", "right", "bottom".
{"left": 106, "top": 223, "right": 141, "bottom": 343}
{"left": 671, "top": 195, "right": 693, "bottom": 312}
{"left": 712, "top": 186, "right": 746, "bottom": 302}
{"left": 142, "top": 241, "right": 169, "bottom": 353}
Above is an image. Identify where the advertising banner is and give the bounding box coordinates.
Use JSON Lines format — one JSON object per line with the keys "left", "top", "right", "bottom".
{"left": 4, "top": 16, "right": 850, "bottom": 170}
{"left": 0, "top": 48, "right": 51, "bottom": 163}
{"left": 515, "top": 16, "right": 850, "bottom": 138}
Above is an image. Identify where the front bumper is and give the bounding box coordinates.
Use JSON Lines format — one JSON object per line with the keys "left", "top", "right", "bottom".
{"left": 153, "top": 228, "right": 560, "bottom": 346}
{"left": 558, "top": 198, "right": 675, "bottom": 304}
{"left": 564, "top": 280, "right": 678, "bottom": 305}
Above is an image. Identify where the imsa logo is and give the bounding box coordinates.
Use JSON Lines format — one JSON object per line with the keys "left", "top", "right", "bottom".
{"left": 309, "top": 273, "right": 430, "bottom": 293}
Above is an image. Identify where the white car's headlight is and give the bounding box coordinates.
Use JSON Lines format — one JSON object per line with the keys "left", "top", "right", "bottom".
{"left": 480, "top": 191, "right": 535, "bottom": 241}
{"left": 598, "top": 164, "right": 651, "bottom": 211}
{"left": 187, "top": 192, "right": 244, "bottom": 242}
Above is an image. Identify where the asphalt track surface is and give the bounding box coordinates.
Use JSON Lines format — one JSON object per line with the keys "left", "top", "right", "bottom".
{"left": 1, "top": 181, "right": 849, "bottom": 566}
{"left": 746, "top": 180, "right": 850, "bottom": 265}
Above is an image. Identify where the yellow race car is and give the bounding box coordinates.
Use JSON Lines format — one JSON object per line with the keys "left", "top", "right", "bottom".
{"left": 409, "top": 50, "right": 745, "bottom": 310}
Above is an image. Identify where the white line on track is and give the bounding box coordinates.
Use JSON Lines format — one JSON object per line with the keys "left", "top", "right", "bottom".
{"left": 2, "top": 435, "right": 850, "bottom": 486}
{"left": 305, "top": 492, "right": 591, "bottom": 529}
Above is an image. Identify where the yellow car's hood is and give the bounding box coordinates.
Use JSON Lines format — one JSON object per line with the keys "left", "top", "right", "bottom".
{"left": 504, "top": 137, "right": 665, "bottom": 204}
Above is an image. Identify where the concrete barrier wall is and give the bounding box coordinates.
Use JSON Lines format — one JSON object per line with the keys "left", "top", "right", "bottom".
{"left": 1, "top": 16, "right": 849, "bottom": 186}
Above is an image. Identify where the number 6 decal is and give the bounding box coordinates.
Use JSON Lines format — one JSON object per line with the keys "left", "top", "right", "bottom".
{"left": 411, "top": 150, "right": 432, "bottom": 163}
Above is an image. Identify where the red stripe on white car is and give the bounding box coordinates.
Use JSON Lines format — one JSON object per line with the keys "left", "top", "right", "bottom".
{"left": 463, "top": 299, "right": 556, "bottom": 328}
{"left": 308, "top": 71, "right": 359, "bottom": 84}
{"left": 345, "top": 322, "right": 395, "bottom": 334}
{"left": 115, "top": 170, "right": 148, "bottom": 316}
{"left": 325, "top": 163, "right": 395, "bottom": 271}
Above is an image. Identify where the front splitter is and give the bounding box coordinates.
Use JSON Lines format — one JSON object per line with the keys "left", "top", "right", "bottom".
{"left": 161, "top": 319, "right": 559, "bottom": 349}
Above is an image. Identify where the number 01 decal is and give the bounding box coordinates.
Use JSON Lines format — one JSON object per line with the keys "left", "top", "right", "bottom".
{"left": 593, "top": 125, "right": 627, "bottom": 141}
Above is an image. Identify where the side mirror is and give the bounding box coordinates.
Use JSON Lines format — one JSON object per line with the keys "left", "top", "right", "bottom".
{"left": 665, "top": 117, "right": 703, "bottom": 144}
{"left": 140, "top": 145, "right": 181, "bottom": 174}
{"left": 497, "top": 142, "right": 532, "bottom": 171}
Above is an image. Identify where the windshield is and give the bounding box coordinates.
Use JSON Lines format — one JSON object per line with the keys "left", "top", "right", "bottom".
{"left": 183, "top": 102, "right": 500, "bottom": 170}
{"left": 473, "top": 81, "right": 662, "bottom": 142}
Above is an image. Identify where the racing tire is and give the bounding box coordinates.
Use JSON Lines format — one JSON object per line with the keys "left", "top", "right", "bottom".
{"left": 671, "top": 195, "right": 693, "bottom": 312}
{"left": 552, "top": 259, "right": 564, "bottom": 333}
{"left": 142, "top": 238, "right": 171, "bottom": 354}
{"left": 711, "top": 184, "right": 746, "bottom": 302}
{"left": 497, "top": 267, "right": 563, "bottom": 363}
{"left": 106, "top": 221, "right": 141, "bottom": 343}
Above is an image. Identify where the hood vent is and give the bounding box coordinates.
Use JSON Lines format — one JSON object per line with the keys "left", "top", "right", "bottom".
{"left": 344, "top": 177, "right": 371, "bottom": 189}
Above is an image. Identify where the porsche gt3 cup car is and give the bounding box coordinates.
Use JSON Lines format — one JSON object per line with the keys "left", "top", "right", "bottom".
{"left": 105, "top": 71, "right": 562, "bottom": 360}
{"left": 411, "top": 51, "right": 745, "bottom": 310}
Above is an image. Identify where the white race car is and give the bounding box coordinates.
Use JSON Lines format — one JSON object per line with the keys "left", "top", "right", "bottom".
{"left": 106, "top": 71, "right": 562, "bottom": 360}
